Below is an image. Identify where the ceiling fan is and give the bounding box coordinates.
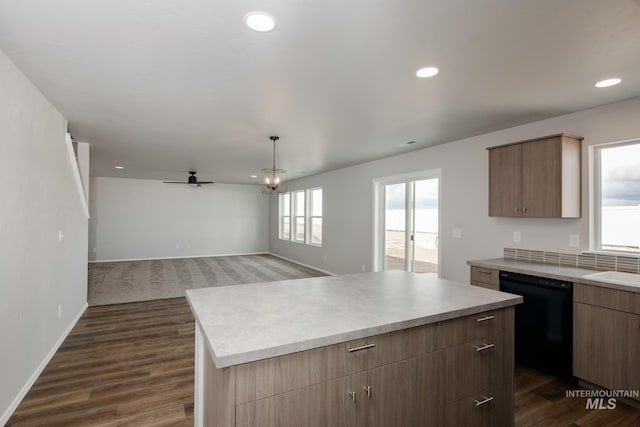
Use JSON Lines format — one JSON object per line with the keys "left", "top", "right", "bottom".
{"left": 163, "top": 171, "right": 214, "bottom": 187}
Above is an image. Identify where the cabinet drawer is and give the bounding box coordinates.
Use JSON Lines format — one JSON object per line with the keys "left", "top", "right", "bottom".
{"left": 345, "top": 323, "right": 438, "bottom": 374}
{"left": 574, "top": 283, "right": 640, "bottom": 314}
{"left": 444, "top": 387, "right": 511, "bottom": 427}
{"left": 470, "top": 267, "right": 499, "bottom": 288}
{"left": 444, "top": 334, "right": 505, "bottom": 403}
{"left": 439, "top": 308, "right": 509, "bottom": 348}
{"left": 471, "top": 280, "right": 499, "bottom": 291}
{"left": 235, "top": 342, "right": 348, "bottom": 404}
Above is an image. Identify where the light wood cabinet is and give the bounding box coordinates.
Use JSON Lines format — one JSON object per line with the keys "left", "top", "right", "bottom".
{"left": 488, "top": 133, "right": 582, "bottom": 218}
{"left": 573, "top": 283, "right": 640, "bottom": 398}
{"left": 470, "top": 266, "right": 500, "bottom": 290}
{"left": 203, "top": 307, "right": 515, "bottom": 427}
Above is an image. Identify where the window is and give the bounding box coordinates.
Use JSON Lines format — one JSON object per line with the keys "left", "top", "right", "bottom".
{"left": 594, "top": 140, "right": 640, "bottom": 253}
{"left": 278, "top": 188, "right": 323, "bottom": 246}
{"left": 279, "top": 193, "right": 290, "bottom": 240}
{"left": 293, "top": 190, "right": 306, "bottom": 243}
{"left": 308, "top": 188, "right": 323, "bottom": 246}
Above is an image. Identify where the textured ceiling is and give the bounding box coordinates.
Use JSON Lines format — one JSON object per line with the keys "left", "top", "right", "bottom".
{"left": 1, "top": 0, "right": 640, "bottom": 183}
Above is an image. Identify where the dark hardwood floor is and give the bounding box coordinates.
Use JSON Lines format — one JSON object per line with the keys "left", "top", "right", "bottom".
{"left": 7, "top": 298, "right": 195, "bottom": 426}
{"left": 514, "top": 365, "right": 640, "bottom": 427}
{"left": 7, "top": 297, "right": 640, "bottom": 426}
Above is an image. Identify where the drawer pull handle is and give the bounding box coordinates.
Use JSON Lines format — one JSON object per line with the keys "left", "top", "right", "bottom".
{"left": 363, "top": 386, "right": 372, "bottom": 397}
{"left": 348, "top": 391, "right": 356, "bottom": 403}
{"left": 474, "top": 343, "right": 495, "bottom": 352}
{"left": 476, "top": 315, "right": 495, "bottom": 323}
{"left": 474, "top": 396, "right": 494, "bottom": 407}
{"left": 348, "top": 343, "right": 376, "bottom": 353}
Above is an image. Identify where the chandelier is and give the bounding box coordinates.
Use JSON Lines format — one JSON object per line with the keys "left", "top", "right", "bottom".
{"left": 261, "top": 136, "right": 287, "bottom": 194}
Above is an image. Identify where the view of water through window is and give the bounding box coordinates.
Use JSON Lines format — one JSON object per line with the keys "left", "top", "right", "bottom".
{"left": 600, "top": 141, "right": 640, "bottom": 252}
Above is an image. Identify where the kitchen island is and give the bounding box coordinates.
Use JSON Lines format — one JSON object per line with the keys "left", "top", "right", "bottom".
{"left": 186, "top": 270, "right": 522, "bottom": 427}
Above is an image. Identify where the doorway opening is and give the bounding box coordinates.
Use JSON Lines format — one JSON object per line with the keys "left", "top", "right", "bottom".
{"left": 373, "top": 171, "right": 440, "bottom": 275}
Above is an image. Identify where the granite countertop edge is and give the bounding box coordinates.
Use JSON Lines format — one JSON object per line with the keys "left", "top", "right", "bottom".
{"left": 468, "top": 258, "right": 640, "bottom": 293}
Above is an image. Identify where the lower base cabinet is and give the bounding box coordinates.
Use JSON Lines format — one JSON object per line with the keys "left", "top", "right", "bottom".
{"left": 202, "top": 307, "right": 515, "bottom": 427}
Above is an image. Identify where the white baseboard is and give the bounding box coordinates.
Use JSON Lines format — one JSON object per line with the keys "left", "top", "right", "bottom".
{"left": 268, "top": 253, "right": 336, "bottom": 276}
{"left": 89, "top": 251, "right": 269, "bottom": 263}
{"left": 0, "top": 302, "right": 88, "bottom": 425}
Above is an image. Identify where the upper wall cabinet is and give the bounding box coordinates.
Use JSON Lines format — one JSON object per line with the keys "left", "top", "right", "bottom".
{"left": 488, "top": 133, "right": 583, "bottom": 218}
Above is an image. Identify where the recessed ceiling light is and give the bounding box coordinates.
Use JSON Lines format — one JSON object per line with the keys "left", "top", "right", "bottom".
{"left": 416, "top": 67, "right": 439, "bottom": 78}
{"left": 245, "top": 12, "right": 276, "bottom": 32}
{"left": 595, "top": 78, "right": 621, "bottom": 88}
{"left": 114, "top": 166, "right": 124, "bottom": 169}
{"left": 251, "top": 175, "right": 258, "bottom": 178}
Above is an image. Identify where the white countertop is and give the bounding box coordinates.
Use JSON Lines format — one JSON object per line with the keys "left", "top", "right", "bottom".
{"left": 468, "top": 258, "right": 640, "bottom": 293}
{"left": 186, "top": 270, "right": 522, "bottom": 368}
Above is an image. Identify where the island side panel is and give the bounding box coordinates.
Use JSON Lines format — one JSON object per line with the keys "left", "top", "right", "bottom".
{"left": 198, "top": 323, "right": 236, "bottom": 427}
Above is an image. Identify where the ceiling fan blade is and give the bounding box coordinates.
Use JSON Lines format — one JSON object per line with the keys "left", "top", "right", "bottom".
{"left": 197, "top": 181, "right": 214, "bottom": 184}
{"left": 163, "top": 181, "right": 189, "bottom": 184}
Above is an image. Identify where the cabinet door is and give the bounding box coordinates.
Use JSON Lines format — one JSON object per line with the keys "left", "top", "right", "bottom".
{"left": 628, "top": 312, "right": 640, "bottom": 391}
{"left": 521, "top": 137, "right": 561, "bottom": 217}
{"left": 357, "top": 358, "right": 417, "bottom": 427}
{"left": 236, "top": 375, "right": 357, "bottom": 427}
{"left": 573, "top": 303, "right": 628, "bottom": 390}
{"left": 416, "top": 351, "right": 445, "bottom": 427}
{"left": 489, "top": 144, "right": 521, "bottom": 217}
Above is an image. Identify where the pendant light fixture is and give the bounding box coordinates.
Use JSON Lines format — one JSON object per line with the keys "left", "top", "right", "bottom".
{"left": 261, "top": 136, "right": 287, "bottom": 194}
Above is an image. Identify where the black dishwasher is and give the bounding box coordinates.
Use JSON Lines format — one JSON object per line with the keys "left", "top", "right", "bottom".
{"left": 499, "top": 271, "right": 574, "bottom": 380}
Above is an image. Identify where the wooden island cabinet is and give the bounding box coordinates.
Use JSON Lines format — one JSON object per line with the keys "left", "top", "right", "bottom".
{"left": 187, "top": 271, "right": 521, "bottom": 427}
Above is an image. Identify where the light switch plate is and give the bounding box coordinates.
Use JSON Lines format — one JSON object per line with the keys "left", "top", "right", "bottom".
{"left": 452, "top": 228, "right": 462, "bottom": 238}
{"left": 513, "top": 231, "right": 521, "bottom": 242}
{"left": 569, "top": 234, "right": 580, "bottom": 247}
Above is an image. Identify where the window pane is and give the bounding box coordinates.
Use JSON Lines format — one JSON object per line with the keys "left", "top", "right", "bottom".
{"left": 311, "top": 218, "right": 322, "bottom": 245}
{"left": 295, "top": 217, "right": 305, "bottom": 241}
{"left": 282, "top": 193, "right": 290, "bottom": 214}
{"left": 600, "top": 142, "right": 640, "bottom": 252}
{"left": 282, "top": 217, "right": 290, "bottom": 239}
{"left": 295, "top": 191, "right": 305, "bottom": 216}
{"left": 311, "top": 189, "right": 322, "bottom": 217}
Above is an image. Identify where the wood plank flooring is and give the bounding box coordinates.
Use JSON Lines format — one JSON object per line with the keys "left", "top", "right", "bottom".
{"left": 514, "top": 365, "right": 640, "bottom": 427}
{"left": 6, "top": 298, "right": 195, "bottom": 426}
{"left": 7, "top": 297, "right": 640, "bottom": 426}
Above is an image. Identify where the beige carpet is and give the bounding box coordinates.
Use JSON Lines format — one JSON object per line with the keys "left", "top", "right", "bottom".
{"left": 88, "top": 254, "right": 326, "bottom": 306}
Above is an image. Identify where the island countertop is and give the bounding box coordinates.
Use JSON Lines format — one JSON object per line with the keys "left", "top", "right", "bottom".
{"left": 185, "top": 270, "right": 522, "bottom": 368}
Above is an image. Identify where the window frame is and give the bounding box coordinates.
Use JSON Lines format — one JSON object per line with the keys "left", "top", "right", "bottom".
{"left": 593, "top": 139, "right": 640, "bottom": 254}
{"left": 292, "top": 190, "right": 306, "bottom": 243}
{"left": 307, "top": 187, "right": 323, "bottom": 247}
{"left": 278, "top": 193, "right": 291, "bottom": 241}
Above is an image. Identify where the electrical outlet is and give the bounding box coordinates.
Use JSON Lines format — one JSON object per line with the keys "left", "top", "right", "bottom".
{"left": 58, "top": 229, "right": 64, "bottom": 243}
{"left": 92, "top": 247, "right": 97, "bottom": 253}
{"left": 176, "top": 244, "right": 180, "bottom": 249}
{"left": 361, "top": 264, "right": 366, "bottom": 272}
{"left": 187, "top": 243, "right": 191, "bottom": 249}
{"left": 58, "top": 304, "right": 62, "bottom": 319}
{"left": 569, "top": 234, "right": 580, "bottom": 247}
{"left": 452, "top": 228, "right": 462, "bottom": 238}
{"left": 513, "top": 231, "right": 521, "bottom": 243}
{"left": 324, "top": 255, "right": 328, "bottom": 263}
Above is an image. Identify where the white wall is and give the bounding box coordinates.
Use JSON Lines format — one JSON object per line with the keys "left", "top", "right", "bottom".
{"left": 270, "top": 97, "right": 640, "bottom": 284}
{"left": 89, "top": 177, "right": 269, "bottom": 261}
{"left": 0, "top": 49, "right": 88, "bottom": 422}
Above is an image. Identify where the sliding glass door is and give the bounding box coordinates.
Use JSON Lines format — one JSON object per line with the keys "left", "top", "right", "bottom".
{"left": 377, "top": 173, "right": 439, "bottom": 274}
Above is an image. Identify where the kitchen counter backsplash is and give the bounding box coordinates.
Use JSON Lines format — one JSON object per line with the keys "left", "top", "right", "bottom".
{"left": 503, "top": 247, "right": 640, "bottom": 275}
